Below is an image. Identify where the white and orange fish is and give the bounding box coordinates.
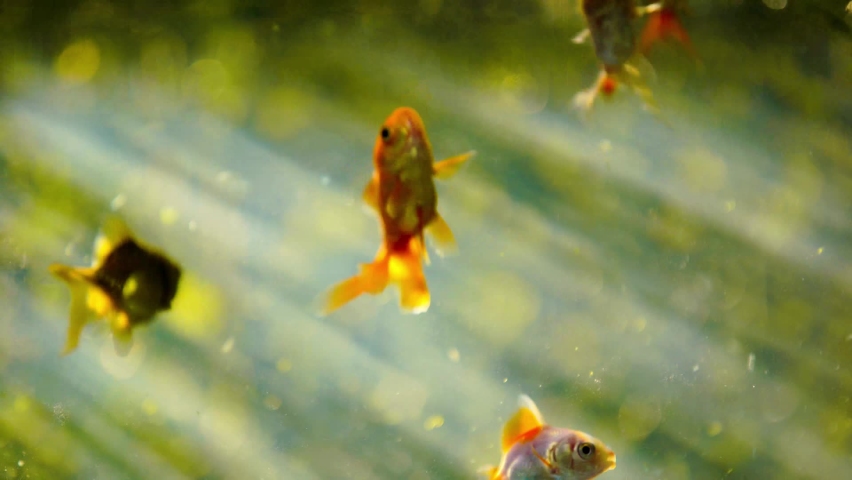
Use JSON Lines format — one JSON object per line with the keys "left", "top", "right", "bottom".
{"left": 572, "top": 0, "right": 696, "bottom": 116}
{"left": 319, "top": 107, "right": 474, "bottom": 315}
{"left": 480, "top": 395, "right": 616, "bottom": 480}
{"left": 50, "top": 216, "right": 181, "bottom": 356}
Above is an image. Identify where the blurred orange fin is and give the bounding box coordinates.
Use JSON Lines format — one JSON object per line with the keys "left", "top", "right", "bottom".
{"left": 501, "top": 394, "right": 546, "bottom": 452}
{"left": 49, "top": 264, "right": 96, "bottom": 355}
{"left": 388, "top": 237, "right": 430, "bottom": 314}
{"left": 434, "top": 151, "right": 475, "bottom": 180}
{"left": 319, "top": 247, "right": 390, "bottom": 316}
{"left": 477, "top": 465, "right": 503, "bottom": 480}
{"left": 362, "top": 174, "right": 379, "bottom": 212}
{"left": 638, "top": 7, "right": 699, "bottom": 61}
{"left": 426, "top": 213, "right": 457, "bottom": 257}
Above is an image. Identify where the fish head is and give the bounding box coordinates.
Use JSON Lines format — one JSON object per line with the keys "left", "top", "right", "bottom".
{"left": 373, "top": 107, "right": 431, "bottom": 174}
{"left": 549, "top": 430, "right": 616, "bottom": 479}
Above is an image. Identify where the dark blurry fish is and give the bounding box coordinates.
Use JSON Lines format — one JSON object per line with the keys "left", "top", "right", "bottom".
{"left": 572, "top": 0, "right": 693, "bottom": 117}
{"left": 50, "top": 216, "right": 181, "bottom": 356}
{"left": 480, "top": 394, "right": 616, "bottom": 480}
{"left": 320, "top": 107, "right": 474, "bottom": 316}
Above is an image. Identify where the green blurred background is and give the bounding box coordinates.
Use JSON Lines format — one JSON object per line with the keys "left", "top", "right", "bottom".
{"left": 1, "top": 0, "right": 851, "bottom": 479}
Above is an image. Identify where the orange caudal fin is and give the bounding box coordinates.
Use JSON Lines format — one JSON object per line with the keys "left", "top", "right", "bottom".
{"left": 319, "top": 247, "right": 391, "bottom": 316}
{"left": 638, "top": 7, "right": 699, "bottom": 63}
{"left": 388, "top": 237, "right": 430, "bottom": 314}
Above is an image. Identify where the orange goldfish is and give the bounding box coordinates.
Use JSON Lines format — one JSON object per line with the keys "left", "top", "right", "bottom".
{"left": 320, "top": 107, "right": 474, "bottom": 316}
{"left": 572, "top": 0, "right": 694, "bottom": 115}
{"left": 480, "top": 395, "right": 616, "bottom": 480}
{"left": 50, "top": 216, "right": 181, "bottom": 356}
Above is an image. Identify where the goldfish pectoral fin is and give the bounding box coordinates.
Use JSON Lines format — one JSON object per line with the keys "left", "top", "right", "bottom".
{"left": 112, "top": 329, "right": 134, "bottom": 357}
{"left": 636, "top": 3, "right": 662, "bottom": 16}
{"left": 61, "top": 281, "right": 94, "bottom": 356}
{"left": 476, "top": 465, "right": 501, "bottom": 480}
{"left": 501, "top": 395, "right": 546, "bottom": 452}
{"left": 362, "top": 174, "right": 380, "bottom": 212}
{"left": 95, "top": 215, "right": 133, "bottom": 263}
{"left": 426, "top": 213, "right": 458, "bottom": 257}
{"left": 572, "top": 28, "right": 590, "bottom": 44}
{"left": 433, "top": 151, "right": 475, "bottom": 180}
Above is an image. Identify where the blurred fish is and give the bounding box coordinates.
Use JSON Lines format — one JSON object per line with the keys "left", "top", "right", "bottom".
{"left": 572, "top": 0, "right": 672, "bottom": 117}
{"left": 50, "top": 216, "right": 181, "bottom": 356}
{"left": 637, "top": 0, "right": 699, "bottom": 61}
{"left": 480, "top": 394, "right": 616, "bottom": 480}
{"left": 320, "top": 107, "right": 474, "bottom": 316}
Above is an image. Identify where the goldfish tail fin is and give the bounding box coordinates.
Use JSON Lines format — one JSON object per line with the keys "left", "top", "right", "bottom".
{"left": 426, "top": 213, "right": 458, "bottom": 257}
{"left": 319, "top": 248, "right": 391, "bottom": 316}
{"left": 49, "top": 264, "right": 96, "bottom": 355}
{"left": 388, "top": 238, "right": 430, "bottom": 314}
{"left": 434, "top": 151, "right": 475, "bottom": 180}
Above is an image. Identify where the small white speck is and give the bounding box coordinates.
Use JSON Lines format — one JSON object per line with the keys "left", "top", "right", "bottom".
{"left": 17, "top": 461, "right": 23, "bottom": 467}
{"left": 320, "top": 176, "right": 330, "bottom": 186}
{"left": 216, "top": 171, "right": 233, "bottom": 183}
{"left": 693, "top": 365, "right": 700, "bottom": 372}
{"left": 110, "top": 194, "right": 126, "bottom": 211}
{"left": 747, "top": 353, "right": 755, "bottom": 372}
{"left": 503, "top": 378, "right": 508, "bottom": 383}
{"left": 221, "top": 337, "right": 235, "bottom": 354}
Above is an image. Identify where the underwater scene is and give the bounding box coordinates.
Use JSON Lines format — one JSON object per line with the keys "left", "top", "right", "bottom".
{"left": 1, "top": 0, "right": 851, "bottom": 479}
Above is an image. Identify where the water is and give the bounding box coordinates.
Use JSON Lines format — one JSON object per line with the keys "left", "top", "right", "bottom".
{"left": 0, "top": 1, "right": 850, "bottom": 479}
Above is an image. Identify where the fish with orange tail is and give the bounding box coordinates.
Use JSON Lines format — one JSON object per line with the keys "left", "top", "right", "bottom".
{"left": 50, "top": 216, "right": 181, "bottom": 356}
{"left": 319, "top": 107, "right": 474, "bottom": 316}
{"left": 480, "top": 395, "right": 616, "bottom": 480}
{"left": 572, "top": 0, "right": 694, "bottom": 117}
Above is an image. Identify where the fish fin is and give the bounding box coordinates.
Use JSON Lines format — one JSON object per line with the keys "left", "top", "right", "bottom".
{"left": 572, "top": 70, "right": 610, "bottom": 115}
{"left": 572, "top": 28, "right": 590, "bottom": 44}
{"left": 433, "top": 151, "right": 475, "bottom": 180}
{"left": 426, "top": 213, "right": 457, "bottom": 257}
{"left": 362, "top": 173, "right": 380, "bottom": 213}
{"left": 477, "top": 465, "right": 502, "bottom": 480}
{"left": 501, "top": 395, "right": 546, "bottom": 452}
{"left": 111, "top": 320, "right": 134, "bottom": 358}
{"left": 49, "top": 264, "right": 97, "bottom": 355}
{"left": 416, "top": 207, "right": 431, "bottom": 267}
{"left": 388, "top": 236, "right": 430, "bottom": 314}
{"left": 318, "top": 246, "right": 391, "bottom": 316}
{"left": 94, "top": 215, "right": 134, "bottom": 265}
{"left": 637, "top": 6, "right": 701, "bottom": 66}
{"left": 635, "top": 2, "right": 663, "bottom": 16}
{"left": 529, "top": 443, "right": 557, "bottom": 471}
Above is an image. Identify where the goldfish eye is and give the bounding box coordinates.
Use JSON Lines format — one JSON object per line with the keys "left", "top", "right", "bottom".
{"left": 380, "top": 127, "right": 390, "bottom": 141}
{"left": 577, "top": 442, "right": 595, "bottom": 460}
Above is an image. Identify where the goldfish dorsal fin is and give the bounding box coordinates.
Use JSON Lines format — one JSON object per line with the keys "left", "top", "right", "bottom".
{"left": 94, "top": 215, "right": 134, "bottom": 264}
{"left": 433, "top": 151, "right": 475, "bottom": 180}
{"left": 501, "top": 394, "right": 546, "bottom": 452}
